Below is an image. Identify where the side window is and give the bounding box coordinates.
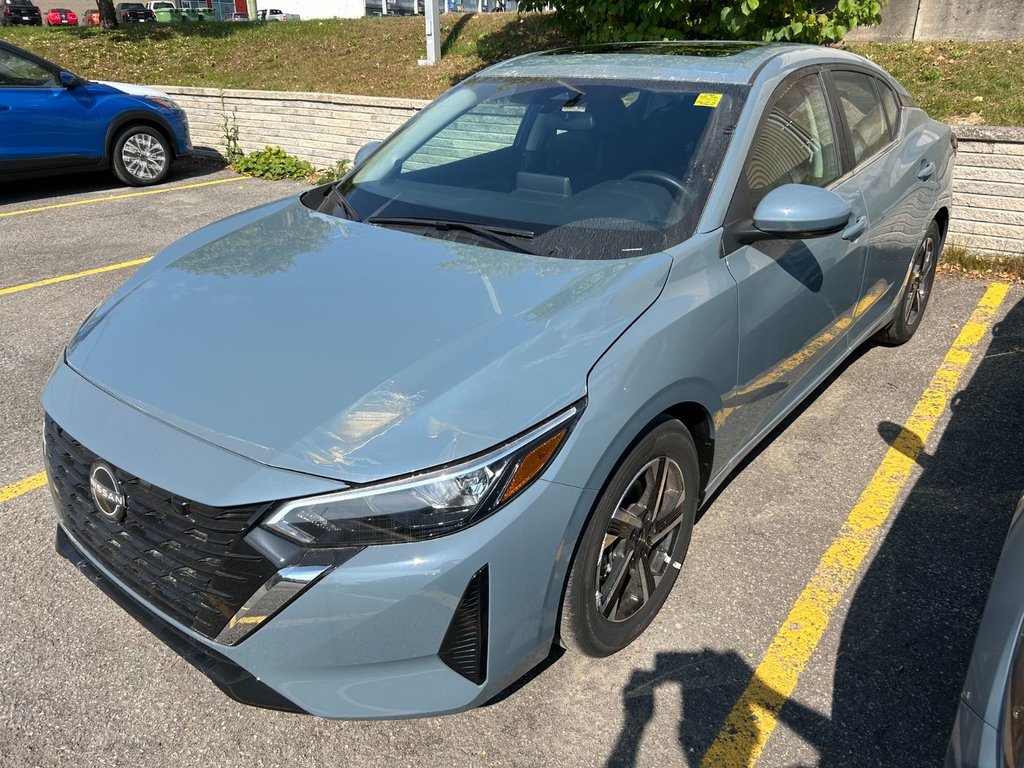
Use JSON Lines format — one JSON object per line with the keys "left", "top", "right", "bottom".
{"left": 401, "top": 99, "right": 528, "bottom": 173}
{"left": 877, "top": 79, "right": 900, "bottom": 140}
{"left": 0, "top": 49, "right": 56, "bottom": 88}
{"left": 832, "top": 71, "right": 891, "bottom": 166}
{"left": 745, "top": 73, "right": 841, "bottom": 206}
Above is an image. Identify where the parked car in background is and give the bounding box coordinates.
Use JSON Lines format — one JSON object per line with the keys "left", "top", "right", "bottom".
{"left": 228, "top": 10, "right": 246, "bottom": 19}
{"left": 144, "top": 0, "right": 176, "bottom": 10}
{"left": 946, "top": 493, "right": 1024, "bottom": 767}
{"left": 1, "top": 0, "right": 42, "bottom": 25}
{"left": 79, "top": 7, "right": 99, "bottom": 23}
{"left": 44, "top": 7, "right": 76, "bottom": 24}
{"left": 0, "top": 39, "right": 191, "bottom": 185}
{"left": 115, "top": 2, "right": 155, "bottom": 21}
{"left": 44, "top": 42, "right": 954, "bottom": 719}
{"left": 256, "top": 7, "right": 297, "bottom": 19}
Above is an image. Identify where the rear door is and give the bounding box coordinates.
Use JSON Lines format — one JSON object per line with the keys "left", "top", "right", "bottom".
{"left": 721, "top": 69, "right": 870, "bottom": 443}
{"left": 0, "top": 46, "right": 103, "bottom": 171}
{"left": 825, "top": 68, "right": 938, "bottom": 338}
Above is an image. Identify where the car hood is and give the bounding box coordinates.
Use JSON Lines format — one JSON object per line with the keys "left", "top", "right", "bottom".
{"left": 95, "top": 80, "right": 170, "bottom": 100}
{"left": 66, "top": 198, "right": 671, "bottom": 484}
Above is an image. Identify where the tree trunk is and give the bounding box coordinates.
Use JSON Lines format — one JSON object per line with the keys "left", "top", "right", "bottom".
{"left": 98, "top": 0, "right": 118, "bottom": 28}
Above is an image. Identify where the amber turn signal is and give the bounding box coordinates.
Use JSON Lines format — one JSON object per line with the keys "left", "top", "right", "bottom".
{"left": 501, "top": 429, "right": 567, "bottom": 502}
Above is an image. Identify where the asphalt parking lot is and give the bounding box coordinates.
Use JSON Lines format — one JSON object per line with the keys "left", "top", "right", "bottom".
{"left": 1, "top": 161, "right": 1022, "bottom": 768}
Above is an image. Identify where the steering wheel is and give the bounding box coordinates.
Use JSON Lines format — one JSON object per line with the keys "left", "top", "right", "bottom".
{"left": 624, "top": 169, "right": 689, "bottom": 196}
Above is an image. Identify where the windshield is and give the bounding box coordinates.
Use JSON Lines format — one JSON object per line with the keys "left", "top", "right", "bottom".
{"left": 334, "top": 76, "right": 746, "bottom": 259}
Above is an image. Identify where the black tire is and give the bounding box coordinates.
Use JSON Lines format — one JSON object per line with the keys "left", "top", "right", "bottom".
{"left": 110, "top": 124, "right": 172, "bottom": 187}
{"left": 874, "top": 220, "right": 941, "bottom": 346}
{"left": 559, "top": 418, "right": 700, "bottom": 657}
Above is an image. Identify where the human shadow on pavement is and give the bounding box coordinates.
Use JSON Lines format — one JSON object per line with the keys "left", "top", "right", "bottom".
{"left": 606, "top": 649, "right": 828, "bottom": 768}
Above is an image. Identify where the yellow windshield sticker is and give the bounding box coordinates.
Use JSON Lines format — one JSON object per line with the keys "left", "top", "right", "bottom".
{"left": 694, "top": 93, "right": 723, "bottom": 108}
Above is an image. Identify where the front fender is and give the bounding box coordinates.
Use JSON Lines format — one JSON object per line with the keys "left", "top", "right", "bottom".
{"left": 535, "top": 230, "right": 739, "bottom": 647}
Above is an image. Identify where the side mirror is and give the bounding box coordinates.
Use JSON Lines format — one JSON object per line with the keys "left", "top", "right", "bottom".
{"left": 740, "top": 184, "right": 852, "bottom": 243}
{"left": 59, "top": 71, "right": 79, "bottom": 89}
{"left": 354, "top": 140, "right": 382, "bottom": 167}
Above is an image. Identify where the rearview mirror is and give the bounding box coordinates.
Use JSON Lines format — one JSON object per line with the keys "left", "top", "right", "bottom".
{"left": 59, "top": 71, "right": 79, "bottom": 89}
{"left": 354, "top": 140, "right": 382, "bottom": 167}
{"left": 741, "top": 184, "right": 852, "bottom": 243}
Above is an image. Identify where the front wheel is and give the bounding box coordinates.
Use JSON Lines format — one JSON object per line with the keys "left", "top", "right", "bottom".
{"left": 559, "top": 418, "right": 700, "bottom": 657}
{"left": 111, "top": 125, "right": 172, "bottom": 187}
{"left": 874, "top": 220, "right": 940, "bottom": 346}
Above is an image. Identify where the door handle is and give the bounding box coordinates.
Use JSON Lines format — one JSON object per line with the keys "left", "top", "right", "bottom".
{"left": 0, "top": 105, "right": 10, "bottom": 112}
{"left": 842, "top": 215, "right": 868, "bottom": 242}
{"left": 917, "top": 160, "right": 936, "bottom": 181}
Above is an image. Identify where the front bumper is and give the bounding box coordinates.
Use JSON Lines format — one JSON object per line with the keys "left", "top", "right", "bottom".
{"left": 53, "top": 476, "right": 589, "bottom": 718}
{"left": 56, "top": 525, "right": 304, "bottom": 713}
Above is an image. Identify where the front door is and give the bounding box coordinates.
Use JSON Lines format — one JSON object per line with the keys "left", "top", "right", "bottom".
{"left": 721, "top": 70, "right": 869, "bottom": 445}
{"left": 0, "top": 48, "right": 102, "bottom": 171}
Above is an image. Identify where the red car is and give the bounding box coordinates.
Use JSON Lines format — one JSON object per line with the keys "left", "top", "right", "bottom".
{"left": 80, "top": 7, "right": 99, "bottom": 23}
{"left": 45, "top": 6, "right": 75, "bottom": 23}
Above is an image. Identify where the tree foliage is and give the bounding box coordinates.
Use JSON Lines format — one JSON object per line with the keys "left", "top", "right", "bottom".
{"left": 517, "top": 0, "right": 886, "bottom": 44}
{"left": 98, "top": 0, "right": 118, "bottom": 29}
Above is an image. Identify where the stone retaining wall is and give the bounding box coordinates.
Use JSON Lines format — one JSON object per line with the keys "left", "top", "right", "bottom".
{"left": 950, "top": 126, "right": 1024, "bottom": 257}
{"left": 846, "top": 0, "right": 1024, "bottom": 41}
{"left": 162, "top": 85, "right": 1024, "bottom": 257}
{"left": 161, "top": 86, "right": 429, "bottom": 170}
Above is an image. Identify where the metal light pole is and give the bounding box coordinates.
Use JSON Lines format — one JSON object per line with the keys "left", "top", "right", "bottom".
{"left": 418, "top": 0, "right": 441, "bottom": 66}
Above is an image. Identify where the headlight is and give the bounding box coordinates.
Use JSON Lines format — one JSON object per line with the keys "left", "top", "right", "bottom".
{"left": 262, "top": 403, "right": 582, "bottom": 547}
{"left": 145, "top": 95, "right": 180, "bottom": 111}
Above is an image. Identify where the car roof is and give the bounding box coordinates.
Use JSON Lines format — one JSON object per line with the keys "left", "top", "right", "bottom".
{"left": 479, "top": 41, "right": 866, "bottom": 86}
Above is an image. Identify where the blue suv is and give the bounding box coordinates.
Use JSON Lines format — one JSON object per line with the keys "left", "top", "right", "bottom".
{"left": 0, "top": 40, "right": 191, "bottom": 186}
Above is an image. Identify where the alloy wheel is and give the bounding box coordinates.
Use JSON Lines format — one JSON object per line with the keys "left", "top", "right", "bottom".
{"left": 903, "top": 232, "right": 936, "bottom": 327}
{"left": 595, "top": 457, "right": 686, "bottom": 623}
{"left": 121, "top": 133, "right": 167, "bottom": 181}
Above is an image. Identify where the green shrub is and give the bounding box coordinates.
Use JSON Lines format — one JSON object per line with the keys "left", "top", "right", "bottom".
{"left": 232, "top": 146, "right": 314, "bottom": 181}
{"left": 313, "top": 158, "right": 352, "bottom": 184}
{"left": 519, "top": 0, "right": 886, "bottom": 44}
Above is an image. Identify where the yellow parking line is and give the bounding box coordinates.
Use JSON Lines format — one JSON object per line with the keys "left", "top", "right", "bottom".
{"left": 700, "top": 281, "right": 1012, "bottom": 768}
{"left": 0, "top": 472, "right": 48, "bottom": 504}
{"left": 0, "top": 257, "right": 152, "bottom": 297}
{"left": 0, "top": 176, "right": 244, "bottom": 219}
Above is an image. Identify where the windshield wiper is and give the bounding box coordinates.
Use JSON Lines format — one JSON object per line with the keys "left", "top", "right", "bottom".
{"left": 366, "top": 216, "right": 536, "bottom": 254}
{"left": 325, "top": 184, "right": 362, "bottom": 222}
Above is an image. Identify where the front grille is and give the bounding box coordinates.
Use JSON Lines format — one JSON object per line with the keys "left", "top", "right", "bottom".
{"left": 44, "top": 416, "right": 278, "bottom": 641}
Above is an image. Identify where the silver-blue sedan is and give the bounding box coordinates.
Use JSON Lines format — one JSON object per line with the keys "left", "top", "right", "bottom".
{"left": 44, "top": 41, "right": 955, "bottom": 718}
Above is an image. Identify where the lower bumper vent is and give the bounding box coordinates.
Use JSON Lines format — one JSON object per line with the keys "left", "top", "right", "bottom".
{"left": 438, "top": 565, "right": 488, "bottom": 685}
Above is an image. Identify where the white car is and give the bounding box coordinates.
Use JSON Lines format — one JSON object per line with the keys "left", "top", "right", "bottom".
{"left": 257, "top": 7, "right": 297, "bottom": 19}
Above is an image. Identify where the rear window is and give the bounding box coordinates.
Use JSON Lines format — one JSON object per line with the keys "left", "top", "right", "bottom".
{"left": 832, "top": 70, "right": 892, "bottom": 166}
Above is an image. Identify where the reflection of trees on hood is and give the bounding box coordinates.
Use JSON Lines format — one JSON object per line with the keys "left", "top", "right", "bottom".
{"left": 528, "top": 261, "right": 634, "bottom": 322}
{"left": 172, "top": 206, "right": 341, "bottom": 278}
{"left": 437, "top": 242, "right": 567, "bottom": 281}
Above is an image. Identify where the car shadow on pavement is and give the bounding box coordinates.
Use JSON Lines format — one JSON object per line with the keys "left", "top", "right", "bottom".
{"left": 607, "top": 290, "right": 1024, "bottom": 767}
{"left": 0, "top": 157, "right": 229, "bottom": 209}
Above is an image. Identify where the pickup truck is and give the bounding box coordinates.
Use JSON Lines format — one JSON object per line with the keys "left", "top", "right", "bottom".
{"left": 257, "top": 7, "right": 298, "bottom": 19}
